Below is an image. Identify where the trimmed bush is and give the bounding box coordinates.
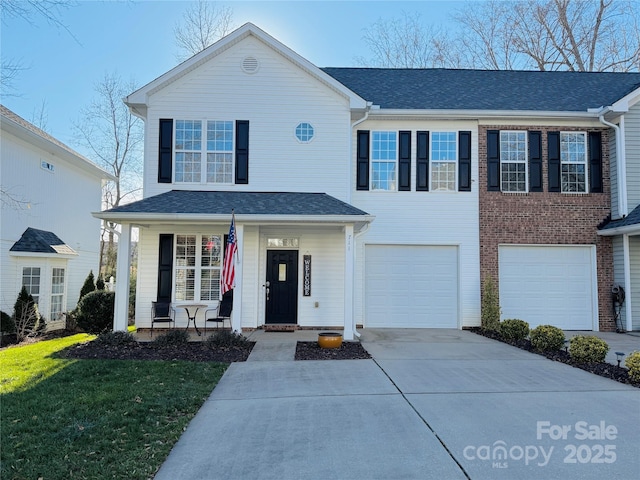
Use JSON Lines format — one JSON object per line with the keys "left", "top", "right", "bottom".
{"left": 1, "top": 310, "right": 15, "bottom": 334}
{"left": 499, "top": 319, "right": 530, "bottom": 342}
{"left": 481, "top": 275, "right": 501, "bottom": 332}
{"left": 96, "top": 275, "right": 106, "bottom": 291}
{"left": 78, "top": 270, "right": 96, "bottom": 303}
{"left": 76, "top": 290, "right": 115, "bottom": 334}
{"left": 152, "top": 329, "right": 189, "bottom": 346}
{"left": 625, "top": 351, "right": 640, "bottom": 383}
{"left": 530, "top": 325, "right": 565, "bottom": 352}
{"left": 93, "top": 331, "right": 137, "bottom": 347}
{"left": 569, "top": 335, "right": 609, "bottom": 363}
{"left": 206, "top": 330, "right": 250, "bottom": 348}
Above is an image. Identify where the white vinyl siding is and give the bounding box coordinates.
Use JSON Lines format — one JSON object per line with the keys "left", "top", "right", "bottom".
{"left": 499, "top": 245, "right": 596, "bottom": 330}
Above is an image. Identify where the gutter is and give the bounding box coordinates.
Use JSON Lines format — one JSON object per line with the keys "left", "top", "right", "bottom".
{"left": 597, "top": 108, "right": 628, "bottom": 218}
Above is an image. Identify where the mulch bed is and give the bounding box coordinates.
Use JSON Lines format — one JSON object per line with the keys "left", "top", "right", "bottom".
{"left": 294, "top": 341, "right": 371, "bottom": 360}
{"left": 470, "top": 328, "right": 639, "bottom": 388}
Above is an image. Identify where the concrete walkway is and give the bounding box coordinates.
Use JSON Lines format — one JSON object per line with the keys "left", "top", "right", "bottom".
{"left": 154, "top": 329, "right": 640, "bottom": 480}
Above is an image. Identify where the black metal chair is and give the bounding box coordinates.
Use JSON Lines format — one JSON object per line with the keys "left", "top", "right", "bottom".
{"left": 204, "top": 290, "right": 233, "bottom": 335}
{"left": 151, "top": 301, "right": 175, "bottom": 338}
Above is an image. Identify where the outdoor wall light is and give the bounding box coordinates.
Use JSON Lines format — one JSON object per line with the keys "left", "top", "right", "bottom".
{"left": 615, "top": 352, "right": 625, "bottom": 367}
{"left": 563, "top": 340, "right": 569, "bottom": 353}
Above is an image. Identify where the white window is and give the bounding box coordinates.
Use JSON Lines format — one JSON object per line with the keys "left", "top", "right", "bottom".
{"left": 22, "top": 267, "right": 41, "bottom": 304}
{"left": 175, "top": 120, "right": 233, "bottom": 184}
{"left": 561, "top": 132, "right": 587, "bottom": 193}
{"left": 500, "top": 131, "right": 527, "bottom": 192}
{"left": 431, "top": 132, "right": 457, "bottom": 191}
{"left": 295, "top": 122, "right": 314, "bottom": 143}
{"left": 50, "top": 268, "right": 65, "bottom": 319}
{"left": 371, "top": 131, "right": 397, "bottom": 191}
{"left": 174, "top": 234, "right": 222, "bottom": 302}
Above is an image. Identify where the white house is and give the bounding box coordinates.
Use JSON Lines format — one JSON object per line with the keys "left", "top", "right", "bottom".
{"left": 97, "top": 23, "right": 640, "bottom": 338}
{"left": 1, "top": 105, "right": 114, "bottom": 328}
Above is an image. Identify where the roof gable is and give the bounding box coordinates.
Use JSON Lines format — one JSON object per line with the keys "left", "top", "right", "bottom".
{"left": 126, "top": 23, "right": 367, "bottom": 115}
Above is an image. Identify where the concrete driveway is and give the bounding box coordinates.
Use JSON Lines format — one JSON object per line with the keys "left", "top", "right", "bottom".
{"left": 154, "top": 329, "right": 640, "bottom": 480}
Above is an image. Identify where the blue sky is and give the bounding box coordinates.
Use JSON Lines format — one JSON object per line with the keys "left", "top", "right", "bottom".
{"left": 1, "top": 0, "right": 463, "bottom": 157}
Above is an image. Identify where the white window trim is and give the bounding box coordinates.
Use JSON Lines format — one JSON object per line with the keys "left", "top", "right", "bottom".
{"left": 173, "top": 234, "right": 223, "bottom": 302}
{"left": 500, "top": 130, "right": 529, "bottom": 193}
{"left": 50, "top": 267, "right": 66, "bottom": 321}
{"left": 174, "top": 119, "right": 235, "bottom": 185}
{"left": 560, "top": 131, "right": 588, "bottom": 194}
{"left": 430, "top": 131, "right": 458, "bottom": 192}
{"left": 370, "top": 131, "right": 398, "bottom": 192}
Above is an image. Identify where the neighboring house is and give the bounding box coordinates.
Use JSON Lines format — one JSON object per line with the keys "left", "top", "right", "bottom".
{"left": 96, "top": 23, "right": 640, "bottom": 339}
{"left": 1, "top": 105, "right": 114, "bottom": 329}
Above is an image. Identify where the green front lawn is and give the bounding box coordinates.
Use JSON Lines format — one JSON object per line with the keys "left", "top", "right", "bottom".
{"left": 1, "top": 335, "right": 227, "bottom": 479}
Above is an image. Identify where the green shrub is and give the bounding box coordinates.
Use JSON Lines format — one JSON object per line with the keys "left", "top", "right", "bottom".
{"left": 499, "top": 319, "right": 530, "bottom": 341}
{"left": 569, "top": 335, "right": 609, "bottom": 363}
{"left": 75, "top": 290, "right": 115, "bottom": 334}
{"left": 530, "top": 325, "right": 565, "bottom": 352}
{"left": 152, "top": 329, "right": 189, "bottom": 346}
{"left": 93, "top": 331, "right": 137, "bottom": 347}
{"left": 1, "top": 310, "right": 15, "bottom": 334}
{"left": 78, "top": 270, "right": 96, "bottom": 303}
{"left": 206, "top": 330, "right": 250, "bottom": 349}
{"left": 625, "top": 351, "right": 640, "bottom": 382}
{"left": 95, "top": 275, "right": 105, "bottom": 291}
{"left": 481, "top": 275, "right": 501, "bottom": 332}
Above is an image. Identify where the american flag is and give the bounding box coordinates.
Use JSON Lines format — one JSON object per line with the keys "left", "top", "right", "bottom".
{"left": 221, "top": 214, "right": 237, "bottom": 296}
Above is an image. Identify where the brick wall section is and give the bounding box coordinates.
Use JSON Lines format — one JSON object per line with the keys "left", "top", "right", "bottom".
{"left": 478, "top": 125, "right": 614, "bottom": 331}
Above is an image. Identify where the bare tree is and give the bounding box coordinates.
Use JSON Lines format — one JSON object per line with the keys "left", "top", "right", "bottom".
{"left": 73, "top": 73, "right": 143, "bottom": 276}
{"left": 174, "top": 0, "right": 234, "bottom": 61}
{"left": 30, "top": 99, "right": 49, "bottom": 131}
{"left": 361, "top": 0, "right": 640, "bottom": 72}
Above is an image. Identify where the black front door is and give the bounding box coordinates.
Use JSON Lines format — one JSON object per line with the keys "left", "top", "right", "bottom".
{"left": 265, "top": 250, "right": 298, "bottom": 324}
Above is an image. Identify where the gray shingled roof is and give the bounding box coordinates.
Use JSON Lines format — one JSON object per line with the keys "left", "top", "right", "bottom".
{"left": 599, "top": 205, "right": 640, "bottom": 232}
{"left": 104, "top": 190, "right": 369, "bottom": 216}
{"left": 321, "top": 68, "right": 640, "bottom": 111}
{"left": 10, "top": 227, "right": 77, "bottom": 255}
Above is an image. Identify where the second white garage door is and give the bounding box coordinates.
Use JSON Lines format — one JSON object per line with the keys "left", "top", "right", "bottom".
{"left": 499, "top": 245, "right": 596, "bottom": 330}
{"left": 365, "top": 245, "right": 458, "bottom": 328}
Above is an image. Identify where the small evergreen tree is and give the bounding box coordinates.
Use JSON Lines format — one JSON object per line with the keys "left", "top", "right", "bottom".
{"left": 481, "top": 275, "right": 501, "bottom": 332}
{"left": 78, "top": 270, "right": 96, "bottom": 303}
{"left": 13, "top": 286, "right": 43, "bottom": 341}
{"left": 96, "top": 275, "right": 105, "bottom": 291}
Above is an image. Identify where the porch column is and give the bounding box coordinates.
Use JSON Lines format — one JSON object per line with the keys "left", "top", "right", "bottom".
{"left": 623, "top": 234, "right": 633, "bottom": 331}
{"left": 231, "top": 223, "right": 244, "bottom": 334}
{"left": 113, "top": 223, "right": 131, "bottom": 332}
{"left": 343, "top": 224, "right": 355, "bottom": 341}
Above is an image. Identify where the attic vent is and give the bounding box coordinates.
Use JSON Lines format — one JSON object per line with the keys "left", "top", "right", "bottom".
{"left": 241, "top": 56, "right": 259, "bottom": 74}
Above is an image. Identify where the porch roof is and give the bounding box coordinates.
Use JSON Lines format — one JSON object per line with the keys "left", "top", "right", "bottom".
{"left": 598, "top": 205, "right": 640, "bottom": 236}
{"left": 94, "top": 190, "right": 374, "bottom": 228}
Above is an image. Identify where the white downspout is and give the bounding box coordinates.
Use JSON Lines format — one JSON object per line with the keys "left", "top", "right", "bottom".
{"left": 598, "top": 112, "right": 627, "bottom": 217}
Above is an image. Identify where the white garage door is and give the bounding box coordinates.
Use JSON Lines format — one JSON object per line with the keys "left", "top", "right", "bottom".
{"left": 499, "top": 246, "right": 596, "bottom": 330}
{"left": 365, "top": 245, "right": 458, "bottom": 328}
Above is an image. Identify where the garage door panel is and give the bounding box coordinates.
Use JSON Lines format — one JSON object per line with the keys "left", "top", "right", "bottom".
{"left": 499, "top": 246, "right": 595, "bottom": 330}
{"left": 366, "top": 245, "right": 458, "bottom": 328}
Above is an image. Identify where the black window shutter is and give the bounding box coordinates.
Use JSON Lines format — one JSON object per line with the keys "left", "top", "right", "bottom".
{"left": 487, "top": 130, "right": 500, "bottom": 191}
{"left": 157, "top": 234, "right": 174, "bottom": 303}
{"left": 589, "top": 131, "right": 603, "bottom": 193}
{"left": 529, "top": 131, "right": 543, "bottom": 192}
{"left": 416, "top": 131, "right": 429, "bottom": 191}
{"left": 398, "top": 131, "right": 411, "bottom": 191}
{"left": 356, "top": 130, "right": 370, "bottom": 190}
{"left": 458, "top": 131, "right": 472, "bottom": 192}
{"left": 235, "top": 120, "right": 249, "bottom": 184}
{"left": 548, "top": 131, "right": 561, "bottom": 192}
{"left": 158, "top": 119, "right": 173, "bottom": 183}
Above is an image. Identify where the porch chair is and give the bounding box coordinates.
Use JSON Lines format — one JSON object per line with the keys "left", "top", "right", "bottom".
{"left": 151, "top": 301, "right": 175, "bottom": 338}
{"left": 204, "top": 290, "right": 233, "bottom": 336}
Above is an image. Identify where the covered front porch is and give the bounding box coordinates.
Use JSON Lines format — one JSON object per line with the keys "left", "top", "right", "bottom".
{"left": 94, "top": 190, "right": 373, "bottom": 340}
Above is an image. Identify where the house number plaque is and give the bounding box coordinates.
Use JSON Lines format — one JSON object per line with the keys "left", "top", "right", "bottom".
{"left": 303, "top": 255, "right": 311, "bottom": 296}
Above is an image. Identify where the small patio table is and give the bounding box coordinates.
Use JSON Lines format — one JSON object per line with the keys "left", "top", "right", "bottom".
{"left": 174, "top": 303, "right": 207, "bottom": 336}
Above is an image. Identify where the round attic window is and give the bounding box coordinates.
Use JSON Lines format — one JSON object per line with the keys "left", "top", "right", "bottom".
{"left": 295, "top": 122, "right": 314, "bottom": 143}
{"left": 241, "top": 56, "right": 259, "bottom": 74}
